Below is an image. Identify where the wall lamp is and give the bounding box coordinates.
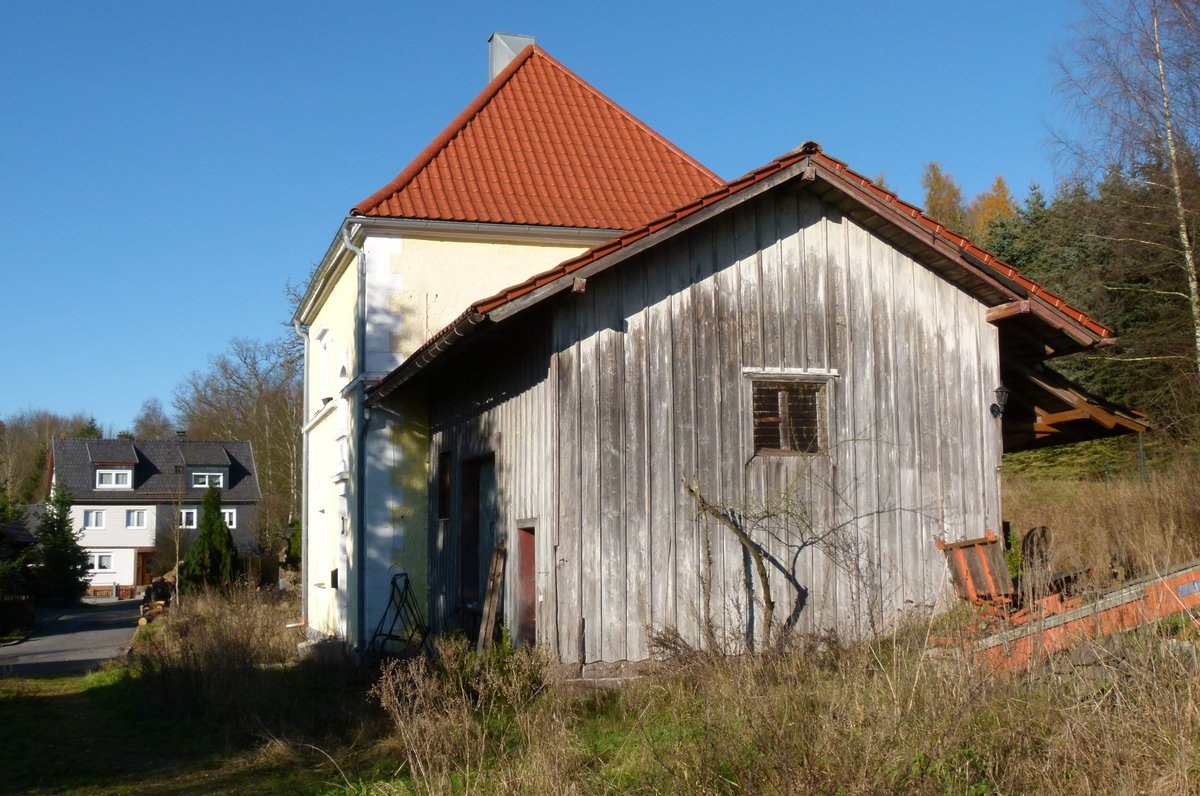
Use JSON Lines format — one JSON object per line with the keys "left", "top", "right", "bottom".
{"left": 990, "top": 383, "right": 1011, "bottom": 419}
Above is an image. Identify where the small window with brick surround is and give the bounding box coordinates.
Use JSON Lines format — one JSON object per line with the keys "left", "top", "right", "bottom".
{"left": 752, "top": 379, "right": 826, "bottom": 455}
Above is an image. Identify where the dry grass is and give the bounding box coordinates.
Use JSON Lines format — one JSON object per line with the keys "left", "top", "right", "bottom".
{"left": 132, "top": 582, "right": 364, "bottom": 742}
{"left": 348, "top": 617, "right": 1200, "bottom": 794}
{"left": 346, "top": 452, "right": 1200, "bottom": 793}
{"left": 1004, "top": 453, "right": 1200, "bottom": 580}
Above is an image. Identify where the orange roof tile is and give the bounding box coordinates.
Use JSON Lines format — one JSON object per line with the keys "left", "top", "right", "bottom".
{"left": 352, "top": 45, "right": 723, "bottom": 230}
{"left": 469, "top": 143, "right": 1113, "bottom": 339}
{"left": 370, "top": 142, "right": 1117, "bottom": 402}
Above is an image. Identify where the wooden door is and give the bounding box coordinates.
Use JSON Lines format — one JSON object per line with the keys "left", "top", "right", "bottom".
{"left": 459, "top": 456, "right": 497, "bottom": 641}
{"left": 516, "top": 526, "right": 536, "bottom": 647}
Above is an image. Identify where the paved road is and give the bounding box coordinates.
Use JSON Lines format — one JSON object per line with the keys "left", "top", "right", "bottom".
{"left": 0, "top": 599, "right": 141, "bottom": 677}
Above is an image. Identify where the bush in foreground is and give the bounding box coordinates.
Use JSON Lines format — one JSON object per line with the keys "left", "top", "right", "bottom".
{"left": 133, "top": 583, "right": 359, "bottom": 740}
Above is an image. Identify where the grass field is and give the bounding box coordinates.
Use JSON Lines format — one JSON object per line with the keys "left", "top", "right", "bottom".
{"left": 3, "top": 450, "right": 1200, "bottom": 794}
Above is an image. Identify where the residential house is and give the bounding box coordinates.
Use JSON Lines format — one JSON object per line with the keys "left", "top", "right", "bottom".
{"left": 366, "top": 141, "right": 1145, "bottom": 670}
{"left": 292, "top": 34, "right": 723, "bottom": 643}
{"left": 51, "top": 438, "right": 261, "bottom": 593}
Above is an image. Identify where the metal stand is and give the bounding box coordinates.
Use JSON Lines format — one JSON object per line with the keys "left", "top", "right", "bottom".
{"left": 368, "top": 572, "right": 429, "bottom": 658}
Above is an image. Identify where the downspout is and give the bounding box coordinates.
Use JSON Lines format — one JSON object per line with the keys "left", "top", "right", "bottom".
{"left": 292, "top": 319, "right": 310, "bottom": 631}
{"left": 342, "top": 225, "right": 369, "bottom": 649}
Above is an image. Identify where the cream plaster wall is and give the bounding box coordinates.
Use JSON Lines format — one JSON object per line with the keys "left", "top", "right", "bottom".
{"left": 363, "top": 235, "right": 589, "bottom": 374}
{"left": 303, "top": 228, "right": 593, "bottom": 644}
{"left": 303, "top": 252, "right": 359, "bottom": 638}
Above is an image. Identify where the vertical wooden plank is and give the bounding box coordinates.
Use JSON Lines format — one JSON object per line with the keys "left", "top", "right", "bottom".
{"left": 623, "top": 260, "right": 650, "bottom": 661}
{"left": 800, "top": 193, "right": 829, "bottom": 371}
{"left": 554, "top": 307, "right": 583, "bottom": 662}
{"left": 780, "top": 190, "right": 805, "bottom": 368}
{"left": 577, "top": 292, "right": 603, "bottom": 663}
{"left": 825, "top": 205, "right": 854, "bottom": 632}
{"left": 670, "top": 234, "right": 701, "bottom": 645}
{"left": 958, "top": 290, "right": 987, "bottom": 537}
{"left": 912, "top": 262, "right": 942, "bottom": 607}
{"left": 597, "top": 278, "right": 627, "bottom": 663}
{"left": 759, "top": 189, "right": 784, "bottom": 370}
{"left": 870, "top": 235, "right": 901, "bottom": 623}
{"left": 645, "top": 248, "right": 676, "bottom": 641}
{"left": 891, "top": 252, "right": 923, "bottom": 612}
{"left": 844, "top": 218, "right": 877, "bottom": 634}
{"left": 691, "top": 220, "right": 724, "bottom": 645}
{"left": 937, "top": 279, "right": 965, "bottom": 543}
{"left": 545, "top": 345, "right": 560, "bottom": 654}
{"left": 723, "top": 201, "right": 758, "bottom": 649}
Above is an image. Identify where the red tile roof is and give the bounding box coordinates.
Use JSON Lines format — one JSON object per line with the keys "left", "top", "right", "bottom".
{"left": 469, "top": 143, "right": 1113, "bottom": 338}
{"left": 351, "top": 45, "right": 723, "bottom": 230}
{"left": 370, "top": 142, "right": 1116, "bottom": 401}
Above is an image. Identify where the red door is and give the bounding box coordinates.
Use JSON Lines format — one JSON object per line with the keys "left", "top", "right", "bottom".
{"left": 517, "top": 526, "right": 536, "bottom": 646}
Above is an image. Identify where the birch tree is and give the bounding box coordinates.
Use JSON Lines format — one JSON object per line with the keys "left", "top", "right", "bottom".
{"left": 1059, "top": 0, "right": 1200, "bottom": 374}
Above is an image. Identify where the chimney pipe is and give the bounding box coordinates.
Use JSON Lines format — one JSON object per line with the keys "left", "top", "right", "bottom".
{"left": 488, "top": 32, "right": 535, "bottom": 81}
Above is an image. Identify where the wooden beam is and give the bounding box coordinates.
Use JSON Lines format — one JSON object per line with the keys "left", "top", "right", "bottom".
{"left": 987, "top": 300, "right": 1031, "bottom": 323}
{"left": 1038, "top": 408, "right": 1089, "bottom": 426}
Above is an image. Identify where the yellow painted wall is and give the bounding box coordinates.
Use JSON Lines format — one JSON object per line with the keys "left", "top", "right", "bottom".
{"left": 372, "top": 235, "right": 588, "bottom": 362}
{"left": 304, "top": 252, "right": 359, "bottom": 637}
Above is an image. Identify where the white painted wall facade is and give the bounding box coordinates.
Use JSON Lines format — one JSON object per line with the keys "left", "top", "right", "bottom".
{"left": 300, "top": 221, "right": 597, "bottom": 646}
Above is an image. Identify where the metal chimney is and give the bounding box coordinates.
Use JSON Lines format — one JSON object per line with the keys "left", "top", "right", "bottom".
{"left": 488, "top": 32, "right": 535, "bottom": 81}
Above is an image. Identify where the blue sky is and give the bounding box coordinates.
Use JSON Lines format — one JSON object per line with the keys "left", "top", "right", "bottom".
{"left": 0, "top": 1, "right": 1086, "bottom": 433}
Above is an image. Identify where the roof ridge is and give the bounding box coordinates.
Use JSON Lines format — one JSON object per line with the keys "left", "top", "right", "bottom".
{"left": 351, "top": 45, "right": 540, "bottom": 216}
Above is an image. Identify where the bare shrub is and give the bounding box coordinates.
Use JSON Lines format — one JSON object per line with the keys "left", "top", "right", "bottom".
{"left": 133, "top": 581, "right": 316, "bottom": 733}
{"left": 370, "top": 636, "right": 558, "bottom": 792}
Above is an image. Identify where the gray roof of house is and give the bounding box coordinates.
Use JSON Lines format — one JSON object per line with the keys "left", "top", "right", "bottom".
{"left": 180, "top": 443, "right": 231, "bottom": 467}
{"left": 86, "top": 440, "right": 138, "bottom": 465}
{"left": 52, "top": 438, "right": 261, "bottom": 504}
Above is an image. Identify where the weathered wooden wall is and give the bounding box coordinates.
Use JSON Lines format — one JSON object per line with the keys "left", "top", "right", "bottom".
{"left": 425, "top": 313, "right": 557, "bottom": 641}
{"left": 421, "top": 186, "right": 1002, "bottom": 665}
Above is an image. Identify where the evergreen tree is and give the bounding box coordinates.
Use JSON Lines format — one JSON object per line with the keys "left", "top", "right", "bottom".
{"left": 180, "top": 485, "right": 237, "bottom": 590}
{"left": 0, "top": 483, "right": 31, "bottom": 597}
{"left": 33, "top": 484, "right": 88, "bottom": 602}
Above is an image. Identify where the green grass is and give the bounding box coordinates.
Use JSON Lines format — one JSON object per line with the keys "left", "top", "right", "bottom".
{"left": 0, "top": 660, "right": 370, "bottom": 795}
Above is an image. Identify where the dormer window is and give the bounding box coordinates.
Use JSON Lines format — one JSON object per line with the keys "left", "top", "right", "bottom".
{"left": 191, "top": 472, "right": 223, "bottom": 488}
{"left": 95, "top": 469, "right": 132, "bottom": 489}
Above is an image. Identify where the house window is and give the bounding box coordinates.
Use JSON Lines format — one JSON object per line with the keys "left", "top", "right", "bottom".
{"left": 222, "top": 509, "right": 237, "bottom": 529}
{"left": 95, "top": 469, "right": 131, "bottom": 488}
{"left": 83, "top": 510, "right": 105, "bottom": 529}
{"left": 180, "top": 509, "right": 197, "bottom": 529}
{"left": 191, "top": 472, "right": 223, "bottom": 488}
{"left": 751, "top": 379, "right": 827, "bottom": 455}
{"left": 125, "top": 510, "right": 146, "bottom": 529}
{"left": 88, "top": 552, "right": 114, "bottom": 571}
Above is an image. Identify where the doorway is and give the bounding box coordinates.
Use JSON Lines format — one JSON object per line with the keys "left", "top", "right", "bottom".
{"left": 459, "top": 455, "right": 497, "bottom": 641}
{"left": 516, "top": 525, "right": 536, "bottom": 647}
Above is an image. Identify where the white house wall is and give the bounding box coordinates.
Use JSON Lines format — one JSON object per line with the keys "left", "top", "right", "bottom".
{"left": 83, "top": 548, "right": 136, "bottom": 589}
{"left": 73, "top": 505, "right": 157, "bottom": 550}
{"left": 303, "top": 247, "right": 359, "bottom": 639}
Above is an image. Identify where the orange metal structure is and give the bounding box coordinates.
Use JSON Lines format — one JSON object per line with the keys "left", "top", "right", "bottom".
{"left": 938, "top": 531, "right": 1200, "bottom": 671}
{"left": 975, "top": 557, "right": 1200, "bottom": 671}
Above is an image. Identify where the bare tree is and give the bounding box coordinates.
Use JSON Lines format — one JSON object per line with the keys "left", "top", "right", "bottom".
{"left": 1059, "top": 0, "right": 1200, "bottom": 373}
{"left": 173, "top": 337, "right": 302, "bottom": 552}
{"left": 131, "top": 398, "right": 175, "bottom": 439}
